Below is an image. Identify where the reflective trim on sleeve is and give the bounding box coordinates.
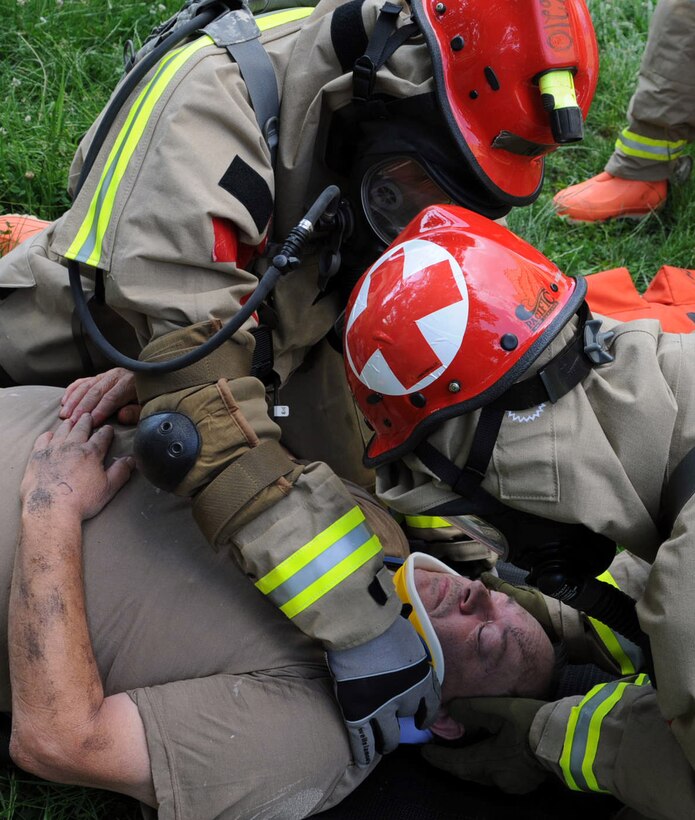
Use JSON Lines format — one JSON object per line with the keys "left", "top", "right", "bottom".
{"left": 559, "top": 674, "right": 652, "bottom": 792}
{"left": 589, "top": 570, "right": 643, "bottom": 675}
{"left": 255, "top": 506, "right": 383, "bottom": 618}
{"left": 255, "top": 6, "right": 314, "bottom": 30}
{"left": 64, "top": 35, "right": 213, "bottom": 268}
{"left": 404, "top": 515, "right": 454, "bottom": 530}
{"left": 615, "top": 128, "right": 687, "bottom": 162}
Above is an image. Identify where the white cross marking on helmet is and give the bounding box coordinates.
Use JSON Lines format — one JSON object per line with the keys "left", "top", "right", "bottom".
{"left": 345, "top": 239, "right": 469, "bottom": 396}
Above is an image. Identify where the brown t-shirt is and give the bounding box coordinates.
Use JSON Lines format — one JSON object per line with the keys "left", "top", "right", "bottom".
{"left": 0, "top": 386, "right": 376, "bottom": 818}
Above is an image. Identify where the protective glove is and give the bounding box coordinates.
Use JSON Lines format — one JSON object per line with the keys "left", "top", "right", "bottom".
{"left": 481, "top": 572, "right": 559, "bottom": 642}
{"left": 421, "top": 697, "right": 547, "bottom": 794}
{"left": 326, "top": 616, "right": 441, "bottom": 767}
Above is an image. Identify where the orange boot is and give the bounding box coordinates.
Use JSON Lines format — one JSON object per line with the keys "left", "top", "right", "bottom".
{"left": 553, "top": 172, "right": 668, "bottom": 222}
{"left": 0, "top": 214, "right": 52, "bottom": 256}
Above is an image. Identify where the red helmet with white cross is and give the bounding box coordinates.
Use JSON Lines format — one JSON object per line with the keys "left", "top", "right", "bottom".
{"left": 343, "top": 204, "right": 586, "bottom": 465}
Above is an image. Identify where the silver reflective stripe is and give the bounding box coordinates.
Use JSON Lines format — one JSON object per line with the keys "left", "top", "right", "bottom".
{"left": 566, "top": 683, "right": 618, "bottom": 792}
{"left": 265, "top": 521, "right": 373, "bottom": 608}
{"left": 616, "top": 128, "right": 687, "bottom": 160}
{"left": 560, "top": 674, "right": 651, "bottom": 792}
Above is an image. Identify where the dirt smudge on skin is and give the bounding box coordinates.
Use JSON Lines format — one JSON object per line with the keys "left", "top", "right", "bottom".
{"left": 25, "top": 488, "right": 53, "bottom": 515}
{"left": 23, "top": 624, "right": 44, "bottom": 663}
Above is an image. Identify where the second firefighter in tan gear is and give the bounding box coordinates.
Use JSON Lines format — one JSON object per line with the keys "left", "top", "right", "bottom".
{"left": 554, "top": 0, "right": 695, "bottom": 221}
{"left": 343, "top": 203, "right": 695, "bottom": 818}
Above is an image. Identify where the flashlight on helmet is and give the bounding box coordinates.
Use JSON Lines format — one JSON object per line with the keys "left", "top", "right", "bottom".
{"left": 538, "top": 69, "right": 584, "bottom": 144}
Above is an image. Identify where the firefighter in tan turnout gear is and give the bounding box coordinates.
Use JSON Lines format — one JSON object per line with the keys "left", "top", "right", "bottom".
{"left": 342, "top": 203, "right": 695, "bottom": 818}
{"left": 0, "top": 0, "right": 598, "bottom": 764}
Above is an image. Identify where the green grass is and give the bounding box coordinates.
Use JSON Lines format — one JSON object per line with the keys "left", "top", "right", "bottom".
{"left": 0, "top": 770, "right": 139, "bottom": 818}
{"left": 0, "top": 0, "right": 686, "bottom": 815}
{"left": 0, "top": 0, "right": 181, "bottom": 218}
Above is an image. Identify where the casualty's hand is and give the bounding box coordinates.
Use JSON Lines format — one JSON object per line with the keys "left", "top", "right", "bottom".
{"left": 326, "top": 616, "right": 441, "bottom": 767}
{"left": 422, "top": 697, "right": 547, "bottom": 794}
{"left": 20, "top": 414, "right": 135, "bottom": 522}
{"left": 60, "top": 367, "right": 140, "bottom": 426}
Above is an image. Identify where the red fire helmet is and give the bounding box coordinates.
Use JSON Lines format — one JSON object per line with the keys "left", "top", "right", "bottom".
{"left": 408, "top": 0, "right": 599, "bottom": 205}
{"left": 343, "top": 204, "right": 587, "bottom": 465}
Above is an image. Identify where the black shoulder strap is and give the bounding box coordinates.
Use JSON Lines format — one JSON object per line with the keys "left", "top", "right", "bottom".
{"left": 352, "top": 3, "right": 418, "bottom": 103}
{"left": 205, "top": 9, "right": 280, "bottom": 164}
{"left": 415, "top": 406, "right": 505, "bottom": 498}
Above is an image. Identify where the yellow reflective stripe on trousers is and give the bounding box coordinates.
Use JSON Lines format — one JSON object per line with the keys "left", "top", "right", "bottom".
{"left": 404, "top": 515, "right": 453, "bottom": 530}
{"left": 559, "top": 674, "right": 651, "bottom": 792}
{"left": 255, "top": 6, "right": 313, "bottom": 29}
{"left": 255, "top": 506, "right": 383, "bottom": 618}
{"left": 616, "top": 127, "right": 687, "bottom": 162}
{"left": 64, "top": 36, "right": 213, "bottom": 268}
{"left": 589, "top": 570, "right": 641, "bottom": 675}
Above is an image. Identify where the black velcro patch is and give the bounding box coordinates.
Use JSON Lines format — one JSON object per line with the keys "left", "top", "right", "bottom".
{"left": 218, "top": 156, "right": 273, "bottom": 234}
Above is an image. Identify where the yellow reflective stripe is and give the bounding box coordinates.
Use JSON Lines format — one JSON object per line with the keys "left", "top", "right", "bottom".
{"left": 65, "top": 36, "right": 213, "bottom": 267}
{"left": 559, "top": 688, "right": 589, "bottom": 791}
{"left": 280, "top": 534, "right": 382, "bottom": 618}
{"left": 560, "top": 674, "right": 652, "bottom": 792}
{"left": 255, "top": 6, "right": 313, "bottom": 29}
{"left": 589, "top": 618, "right": 635, "bottom": 675}
{"left": 256, "top": 506, "right": 366, "bottom": 594}
{"left": 621, "top": 129, "right": 687, "bottom": 150}
{"left": 581, "top": 682, "right": 629, "bottom": 793}
{"left": 591, "top": 570, "right": 636, "bottom": 675}
{"left": 616, "top": 128, "right": 687, "bottom": 162}
{"left": 404, "top": 515, "right": 453, "bottom": 530}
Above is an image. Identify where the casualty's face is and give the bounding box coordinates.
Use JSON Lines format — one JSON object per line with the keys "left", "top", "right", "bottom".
{"left": 414, "top": 570, "right": 555, "bottom": 702}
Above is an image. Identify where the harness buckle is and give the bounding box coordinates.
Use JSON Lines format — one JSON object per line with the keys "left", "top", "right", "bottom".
{"left": 352, "top": 55, "right": 377, "bottom": 102}
{"left": 583, "top": 318, "right": 615, "bottom": 365}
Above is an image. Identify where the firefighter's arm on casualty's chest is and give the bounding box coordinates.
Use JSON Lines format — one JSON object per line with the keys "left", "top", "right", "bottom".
{"left": 59, "top": 38, "right": 439, "bottom": 765}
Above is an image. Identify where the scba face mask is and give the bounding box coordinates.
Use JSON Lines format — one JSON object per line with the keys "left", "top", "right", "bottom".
{"left": 339, "top": 99, "right": 513, "bottom": 247}
{"left": 361, "top": 156, "right": 454, "bottom": 245}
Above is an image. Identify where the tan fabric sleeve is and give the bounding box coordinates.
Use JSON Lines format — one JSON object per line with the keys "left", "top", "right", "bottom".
{"left": 637, "top": 332, "right": 695, "bottom": 772}
{"left": 52, "top": 44, "right": 270, "bottom": 347}
{"left": 637, "top": 497, "right": 695, "bottom": 770}
{"left": 526, "top": 546, "right": 654, "bottom": 678}
{"left": 128, "top": 673, "right": 374, "bottom": 820}
{"left": 531, "top": 681, "right": 695, "bottom": 820}
{"left": 345, "top": 481, "right": 410, "bottom": 560}
{"left": 230, "top": 463, "right": 400, "bottom": 650}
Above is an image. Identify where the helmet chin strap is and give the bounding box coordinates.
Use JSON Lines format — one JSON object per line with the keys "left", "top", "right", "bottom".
{"left": 414, "top": 304, "right": 655, "bottom": 679}
{"left": 414, "top": 302, "right": 598, "bottom": 500}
